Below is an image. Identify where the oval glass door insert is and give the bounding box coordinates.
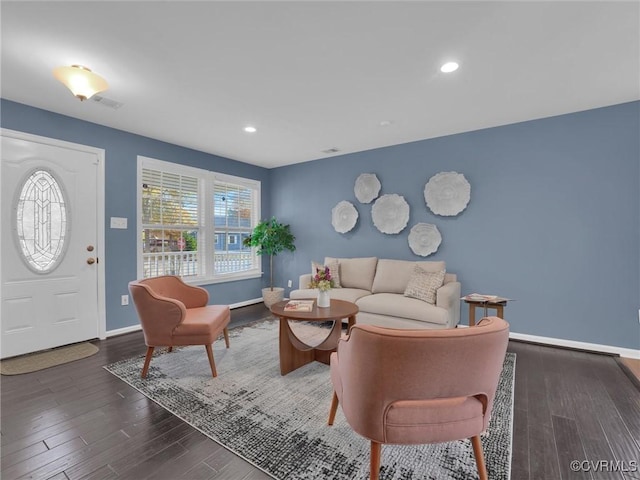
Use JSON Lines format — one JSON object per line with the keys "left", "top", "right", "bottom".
{"left": 15, "top": 169, "right": 69, "bottom": 273}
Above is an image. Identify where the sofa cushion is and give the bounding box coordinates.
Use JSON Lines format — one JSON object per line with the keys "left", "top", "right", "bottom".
{"left": 404, "top": 266, "right": 446, "bottom": 304}
{"left": 356, "top": 293, "right": 449, "bottom": 325}
{"left": 326, "top": 257, "right": 377, "bottom": 291}
{"left": 443, "top": 272, "right": 457, "bottom": 284}
{"left": 371, "top": 259, "right": 446, "bottom": 294}
{"left": 311, "top": 260, "right": 341, "bottom": 288}
{"left": 290, "top": 288, "right": 371, "bottom": 304}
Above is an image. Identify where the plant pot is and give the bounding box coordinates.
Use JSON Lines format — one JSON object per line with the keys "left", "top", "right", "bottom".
{"left": 262, "top": 287, "right": 285, "bottom": 308}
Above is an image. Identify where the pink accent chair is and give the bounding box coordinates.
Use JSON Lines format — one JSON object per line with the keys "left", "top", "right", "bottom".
{"left": 129, "top": 275, "right": 230, "bottom": 378}
{"left": 328, "top": 317, "right": 509, "bottom": 480}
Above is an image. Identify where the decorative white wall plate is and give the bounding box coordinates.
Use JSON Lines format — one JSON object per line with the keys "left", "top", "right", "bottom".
{"left": 424, "top": 171, "right": 471, "bottom": 216}
{"left": 331, "top": 201, "right": 358, "bottom": 233}
{"left": 408, "top": 223, "right": 442, "bottom": 256}
{"left": 354, "top": 173, "right": 381, "bottom": 204}
{"left": 371, "top": 194, "right": 410, "bottom": 234}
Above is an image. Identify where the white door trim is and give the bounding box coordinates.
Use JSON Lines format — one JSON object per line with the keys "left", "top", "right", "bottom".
{"left": 1, "top": 128, "right": 107, "bottom": 340}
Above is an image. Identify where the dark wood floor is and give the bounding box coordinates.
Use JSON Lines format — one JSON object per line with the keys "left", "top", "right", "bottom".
{"left": 2, "top": 304, "right": 639, "bottom": 480}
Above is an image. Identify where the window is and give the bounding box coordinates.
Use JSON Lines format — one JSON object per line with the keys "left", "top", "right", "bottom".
{"left": 214, "top": 180, "right": 256, "bottom": 274}
{"left": 138, "top": 156, "right": 261, "bottom": 283}
{"left": 15, "top": 169, "right": 68, "bottom": 273}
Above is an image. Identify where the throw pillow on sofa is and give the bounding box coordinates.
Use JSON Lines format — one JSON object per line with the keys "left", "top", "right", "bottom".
{"left": 311, "top": 260, "right": 341, "bottom": 288}
{"left": 404, "top": 266, "right": 446, "bottom": 304}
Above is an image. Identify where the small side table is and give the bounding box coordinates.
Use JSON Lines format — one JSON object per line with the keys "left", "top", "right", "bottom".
{"left": 463, "top": 296, "right": 509, "bottom": 326}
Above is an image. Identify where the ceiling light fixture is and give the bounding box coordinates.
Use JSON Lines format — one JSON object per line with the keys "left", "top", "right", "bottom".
{"left": 440, "top": 62, "right": 459, "bottom": 73}
{"left": 53, "top": 65, "right": 109, "bottom": 101}
{"left": 244, "top": 126, "right": 257, "bottom": 133}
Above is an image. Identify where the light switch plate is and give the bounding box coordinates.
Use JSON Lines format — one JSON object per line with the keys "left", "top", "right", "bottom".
{"left": 110, "top": 217, "right": 128, "bottom": 229}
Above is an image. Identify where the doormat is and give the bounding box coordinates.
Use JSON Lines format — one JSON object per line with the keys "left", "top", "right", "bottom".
{"left": 1, "top": 342, "right": 99, "bottom": 375}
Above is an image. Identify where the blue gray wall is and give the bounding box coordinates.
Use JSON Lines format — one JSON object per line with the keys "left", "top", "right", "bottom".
{"left": 1, "top": 99, "right": 272, "bottom": 331}
{"left": 271, "top": 102, "right": 640, "bottom": 350}
{"left": 2, "top": 99, "right": 638, "bottom": 349}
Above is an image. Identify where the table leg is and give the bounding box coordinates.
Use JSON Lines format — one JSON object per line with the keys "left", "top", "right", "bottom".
{"left": 279, "top": 317, "right": 344, "bottom": 375}
{"left": 495, "top": 305, "right": 504, "bottom": 318}
{"left": 347, "top": 315, "right": 356, "bottom": 332}
{"left": 279, "top": 317, "right": 314, "bottom": 376}
{"left": 314, "top": 320, "right": 342, "bottom": 365}
{"left": 469, "top": 305, "right": 476, "bottom": 327}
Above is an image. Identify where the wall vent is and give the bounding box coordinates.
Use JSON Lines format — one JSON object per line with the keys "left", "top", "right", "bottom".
{"left": 322, "top": 147, "right": 340, "bottom": 154}
{"left": 91, "top": 95, "right": 123, "bottom": 110}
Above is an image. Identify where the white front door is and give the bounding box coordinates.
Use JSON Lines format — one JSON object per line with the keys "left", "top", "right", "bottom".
{"left": 1, "top": 130, "right": 104, "bottom": 359}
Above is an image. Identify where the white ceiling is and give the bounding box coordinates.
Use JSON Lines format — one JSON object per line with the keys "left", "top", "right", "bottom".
{"left": 2, "top": 1, "right": 639, "bottom": 169}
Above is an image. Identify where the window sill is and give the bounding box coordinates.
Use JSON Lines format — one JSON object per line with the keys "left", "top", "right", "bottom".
{"left": 187, "top": 270, "right": 262, "bottom": 286}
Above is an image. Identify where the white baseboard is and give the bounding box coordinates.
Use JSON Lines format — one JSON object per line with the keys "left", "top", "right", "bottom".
{"left": 106, "top": 324, "right": 142, "bottom": 338}
{"left": 105, "top": 298, "right": 265, "bottom": 338}
{"left": 509, "top": 332, "right": 640, "bottom": 359}
{"left": 229, "top": 297, "right": 264, "bottom": 309}
{"left": 457, "top": 324, "right": 639, "bottom": 359}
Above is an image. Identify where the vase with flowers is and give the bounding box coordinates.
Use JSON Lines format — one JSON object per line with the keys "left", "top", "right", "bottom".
{"left": 308, "top": 266, "right": 334, "bottom": 307}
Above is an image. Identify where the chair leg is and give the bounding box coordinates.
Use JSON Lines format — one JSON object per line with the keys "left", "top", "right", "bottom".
{"left": 370, "top": 441, "right": 381, "bottom": 480}
{"left": 328, "top": 391, "right": 339, "bottom": 425}
{"left": 223, "top": 327, "right": 230, "bottom": 348}
{"left": 471, "top": 435, "right": 488, "bottom": 480}
{"left": 141, "top": 346, "right": 154, "bottom": 378}
{"left": 205, "top": 344, "right": 217, "bottom": 377}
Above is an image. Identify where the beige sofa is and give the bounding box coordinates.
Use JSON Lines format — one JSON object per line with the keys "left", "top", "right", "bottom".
{"left": 290, "top": 257, "right": 460, "bottom": 329}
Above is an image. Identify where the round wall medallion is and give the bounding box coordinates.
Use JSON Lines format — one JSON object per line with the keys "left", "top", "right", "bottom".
{"left": 371, "top": 194, "right": 410, "bottom": 234}
{"left": 408, "top": 223, "right": 442, "bottom": 257}
{"left": 354, "top": 173, "right": 381, "bottom": 204}
{"left": 331, "top": 201, "right": 358, "bottom": 233}
{"left": 424, "top": 171, "right": 471, "bottom": 216}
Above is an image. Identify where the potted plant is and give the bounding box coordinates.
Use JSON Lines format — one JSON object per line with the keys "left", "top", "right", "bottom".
{"left": 243, "top": 217, "right": 296, "bottom": 307}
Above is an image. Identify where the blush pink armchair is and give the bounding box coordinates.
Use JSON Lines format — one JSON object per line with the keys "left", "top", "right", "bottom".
{"left": 328, "top": 317, "right": 509, "bottom": 480}
{"left": 129, "top": 275, "right": 230, "bottom": 378}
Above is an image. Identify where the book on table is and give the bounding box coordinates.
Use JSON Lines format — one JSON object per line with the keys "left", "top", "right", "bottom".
{"left": 284, "top": 300, "right": 315, "bottom": 312}
{"left": 463, "top": 293, "right": 500, "bottom": 302}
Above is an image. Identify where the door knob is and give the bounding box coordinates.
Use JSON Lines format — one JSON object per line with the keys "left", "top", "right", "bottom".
{"left": 87, "top": 258, "right": 96, "bottom": 265}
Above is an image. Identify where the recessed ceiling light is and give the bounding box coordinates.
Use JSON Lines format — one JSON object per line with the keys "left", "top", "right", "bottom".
{"left": 440, "top": 62, "right": 459, "bottom": 73}
{"left": 379, "top": 120, "right": 394, "bottom": 127}
{"left": 244, "top": 126, "right": 257, "bottom": 133}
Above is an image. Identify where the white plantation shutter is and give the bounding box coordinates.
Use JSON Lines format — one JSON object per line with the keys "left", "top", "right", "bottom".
{"left": 141, "top": 167, "right": 202, "bottom": 278}
{"left": 142, "top": 169, "right": 199, "bottom": 227}
{"left": 213, "top": 179, "right": 257, "bottom": 274}
{"left": 214, "top": 182, "right": 253, "bottom": 229}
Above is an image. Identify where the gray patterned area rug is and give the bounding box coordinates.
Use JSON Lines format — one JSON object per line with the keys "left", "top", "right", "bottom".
{"left": 105, "top": 320, "right": 515, "bottom": 480}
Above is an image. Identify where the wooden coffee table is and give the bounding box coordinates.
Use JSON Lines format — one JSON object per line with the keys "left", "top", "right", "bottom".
{"left": 270, "top": 299, "right": 358, "bottom": 376}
